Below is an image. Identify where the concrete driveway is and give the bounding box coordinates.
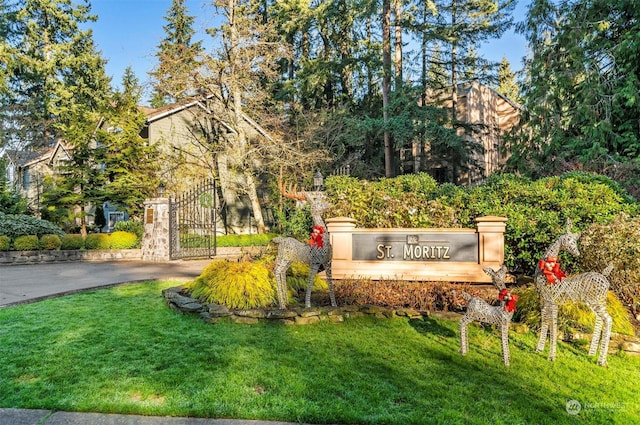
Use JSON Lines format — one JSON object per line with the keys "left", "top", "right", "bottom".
{"left": 0, "top": 259, "right": 211, "bottom": 307}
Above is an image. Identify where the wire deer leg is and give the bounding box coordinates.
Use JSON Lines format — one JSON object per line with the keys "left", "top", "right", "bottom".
{"left": 536, "top": 303, "right": 551, "bottom": 353}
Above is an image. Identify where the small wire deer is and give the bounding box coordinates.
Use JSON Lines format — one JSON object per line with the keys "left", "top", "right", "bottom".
{"left": 272, "top": 176, "right": 336, "bottom": 309}
{"left": 459, "top": 265, "right": 517, "bottom": 366}
{"left": 534, "top": 220, "right": 613, "bottom": 366}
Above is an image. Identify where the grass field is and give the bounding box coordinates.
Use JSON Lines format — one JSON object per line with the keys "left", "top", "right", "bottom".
{"left": 0, "top": 280, "right": 638, "bottom": 424}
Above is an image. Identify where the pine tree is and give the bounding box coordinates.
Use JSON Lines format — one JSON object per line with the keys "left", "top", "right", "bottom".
{"left": 101, "top": 67, "right": 160, "bottom": 217}
{"left": 149, "top": 0, "right": 203, "bottom": 107}
{"left": 3, "top": 0, "right": 111, "bottom": 150}
{"left": 496, "top": 56, "right": 519, "bottom": 102}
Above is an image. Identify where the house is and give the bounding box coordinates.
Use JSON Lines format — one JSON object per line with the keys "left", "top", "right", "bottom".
{"left": 4, "top": 141, "right": 72, "bottom": 213}
{"left": 409, "top": 81, "right": 521, "bottom": 185}
{"left": 140, "top": 95, "right": 276, "bottom": 233}
{"left": 140, "top": 94, "right": 273, "bottom": 192}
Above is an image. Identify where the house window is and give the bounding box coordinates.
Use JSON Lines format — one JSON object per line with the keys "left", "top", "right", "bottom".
{"left": 22, "top": 169, "right": 30, "bottom": 191}
{"left": 108, "top": 211, "right": 125, "bottom": 232}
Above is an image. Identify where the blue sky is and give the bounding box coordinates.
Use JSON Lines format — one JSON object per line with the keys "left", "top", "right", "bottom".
{"left": 88, "top": 0, "right": 529, "bottom": 105}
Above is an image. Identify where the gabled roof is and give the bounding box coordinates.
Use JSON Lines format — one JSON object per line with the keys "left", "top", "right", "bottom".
{"left": 17, "top": 141, "right": 72, "bottom": 169}
{"left": 141, "top": 94, "right": 274, "bottom": 142}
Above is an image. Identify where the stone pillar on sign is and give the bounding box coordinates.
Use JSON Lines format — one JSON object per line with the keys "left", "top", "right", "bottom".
{"left": 141, "top": 197, "right": 171, "bottom": 262}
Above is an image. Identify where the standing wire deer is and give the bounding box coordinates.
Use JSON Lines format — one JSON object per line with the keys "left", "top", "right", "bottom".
{"left": 459, "top": 265, "right": 517, "bottom": 366}
{"left": 533, "top": 220, "right": 613, "bottom": 366}
{"left": 271, "top": 177, "right": 337, "bottom": 309}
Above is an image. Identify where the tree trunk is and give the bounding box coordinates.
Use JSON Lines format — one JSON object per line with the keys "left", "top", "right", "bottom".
{"left": 382, "top": 0, "right": 393, "bottom": 178}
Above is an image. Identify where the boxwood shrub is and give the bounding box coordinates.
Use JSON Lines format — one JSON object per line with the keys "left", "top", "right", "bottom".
{"left": 39, "top": 234, "right": 62, "bottom": 250}
{"left": 0, "top": 235, "right": 10, "bottom": 251}
{"left": 61, "top": 234, "right": 85, "bottom": 250}
{"left": 13, "top": 235, "right": 39, "bottom": 251}
{"left": 85, "top": 233, "right": 111, "bottom": 250}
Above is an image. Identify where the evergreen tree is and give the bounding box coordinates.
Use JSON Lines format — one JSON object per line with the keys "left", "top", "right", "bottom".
{"left": 100, "top": 67, "right": 160, "bottom": 218}
{"left": 2, "top": 0, "right": 111, "bottom": 151}
{"left": 508, "top": 0, "right": 640, "bottom": 177}
{"left": 496, "top": 56, "right": 519, "bottom": 102}
{"left": 149, "top": 0, "right": 203, "bottom": 107}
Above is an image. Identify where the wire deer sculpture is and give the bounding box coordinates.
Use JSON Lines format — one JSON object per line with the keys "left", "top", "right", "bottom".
{"left": 271, "top": 177, "right": 337, "bottom": 310}
{"left": 534, "top": 220, "right": 613, "bottom": 366}
{"left": 459, "top": 265, "right": 517, "bottom": 366}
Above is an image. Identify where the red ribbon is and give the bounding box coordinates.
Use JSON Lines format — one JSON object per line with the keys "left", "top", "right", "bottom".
{"left": 538, "top": 258, "right": 566, "bottom": 284}
{"left": 308, "top": 225, "right": 324, "bottom": 248}
{"left": 499, "top": 288, "right": 518, "bottom": 312}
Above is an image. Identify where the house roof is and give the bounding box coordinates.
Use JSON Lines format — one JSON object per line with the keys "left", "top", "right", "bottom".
{"left": 141, "top": 94, "right": 274, "bottom": 142}
{"left": 15, "top": 141, "right": 72, "bottom": 169}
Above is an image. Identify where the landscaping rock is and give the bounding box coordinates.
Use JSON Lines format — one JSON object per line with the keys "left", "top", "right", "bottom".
{"left": 208, "top": 304, "right": 232, "bottom": 317}
{"left": 295, "top": 316, "right": 321, "bottom": 325}
{"left": 267, "top": 310, "right": 299, "bottom": 319}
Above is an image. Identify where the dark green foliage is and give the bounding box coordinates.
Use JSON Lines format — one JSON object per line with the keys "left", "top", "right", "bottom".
{"left": 39, "top": 234, "right": 62, "bottom": 250}
{"left": 109, "top": 231, "right": 138, "bottom": 249}
{"left": 0, "top": 186, "right": 28, "bottom": 215}
{"left": 509, "top": 0, "right": 640, "bottom": 189}
{"left": 60, "top": 234, "right": 85, "bottom": 250}
{"left": 0, "top": 235, "right": 10, "bottom": 251}
{"left": 13, "top": 235, "right": 39, "bottom": 251}
{"left": 185, "top": 260, "right": 276, "bottom": 309}
{"left": 84, "top": 233, "right": 111, "bottom": 250}
{"left": 114, "top": 219, "right": 143, "bottom": 241}
{"left": 513, "top": 286, "right": 634, "bottom": 336}
{"left": 272, "top": 201, "right": 313, "bottom": 241}
{"left": 0, "top": 212, "right": 65, "bottom": 238}
{"left": 324, "top": 172, "right": 639, "bottom": 275}
{"left": 325, "top": 174, "right": 457, "bottom": 229}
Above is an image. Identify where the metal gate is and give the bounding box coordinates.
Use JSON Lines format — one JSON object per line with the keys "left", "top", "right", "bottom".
{"left": 169, "top": 179, "right": 217, "bottom": 259}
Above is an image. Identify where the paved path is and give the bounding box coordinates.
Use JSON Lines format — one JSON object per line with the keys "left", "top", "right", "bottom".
{"left": 0, "top": 260, "right": 317, "bottom": 425}
{"left": 0, "top": 259, "right": 212, "bottom": 307}
{"left": 0, "top": 408, "right": 312, "bottom": 425}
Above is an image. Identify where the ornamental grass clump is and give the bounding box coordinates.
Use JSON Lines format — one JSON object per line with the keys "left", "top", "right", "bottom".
{"left": 185, "top": 260, "right": 276, "bottom": 310}
{"left": 512, "top": 286, "right": 634, "bottom": 336}
{"left": 578, "top": 213, "right": 640, "bottom": 321}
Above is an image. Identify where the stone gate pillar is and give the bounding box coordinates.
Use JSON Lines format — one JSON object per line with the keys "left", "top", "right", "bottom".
{"left": 142, "top": 197, "right": 171, "bottom": 262}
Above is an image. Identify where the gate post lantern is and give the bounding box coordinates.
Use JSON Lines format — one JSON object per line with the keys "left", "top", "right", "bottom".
{"left": 141, "top": 186, "right": 171, "bottom": 262}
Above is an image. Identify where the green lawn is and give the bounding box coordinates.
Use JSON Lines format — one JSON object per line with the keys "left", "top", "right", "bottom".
{"left": 0, "top": 280, "right": 638, "bottom": 424}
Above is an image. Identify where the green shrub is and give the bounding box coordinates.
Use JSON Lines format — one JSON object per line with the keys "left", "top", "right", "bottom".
{"left": 109, "top": 231, "right": 138, "bottom": 249}
{"left": 114, "top": 220, "right": 143, "bottom": 241}
{"left": 577, "top": 213, "right": 640, "bottom": 320}
{"left": 325, "top": 174, "right": 457, "bottom": 230}
{"left": 185, "top": 260, "right": 276, "bottom": 309}
{"left": 39, "top": 234, "right": 62, "bottom": 250}
{"left": 513, "top": 286, "right": 634, "bottom": 336}
{"left": 61, "top": 234, "right": 85, "bottom": 250}
{"left": 322, "top": 172, "right": 639, "bottom": 276}
{"left": 216, "top": 233, "right": 276, "bottom": 247}
{"left": 85, "top": 233, "right": 111, "bottom": 250}
{"left": 13, "top": 235, "right": 39, "bottom": 251}
{"left": 0, "top": 212, "right": 65, "bottom": 238}
{"left": 0, "top": 235, "right": 10, "bottom": 251}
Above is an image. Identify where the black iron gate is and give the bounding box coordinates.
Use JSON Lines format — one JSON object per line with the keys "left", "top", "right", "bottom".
{"left": 169, "top": 179, "right": 217, "bottom": 260}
